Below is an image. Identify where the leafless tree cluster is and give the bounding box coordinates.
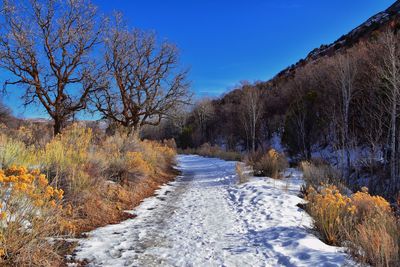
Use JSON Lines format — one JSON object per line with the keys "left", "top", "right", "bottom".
{"left": 239, "top": 84, "right": 264, "bottom": 152}
{"left": 95, "top": 14, "right": 190, "bottom": 134}
{"left": 172, "top": 27, "right": 400, "bottom": 198}
{"left": 0, "top": 0, "right": 191, "bottom": 135}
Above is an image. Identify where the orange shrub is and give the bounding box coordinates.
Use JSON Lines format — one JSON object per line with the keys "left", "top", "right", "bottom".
{"left": 252, "top": 149, "right": 288, "bottom": 178}
{"left": 0, "top": 166, "right": 66, "bottom": 266}
{"left": 351, "top": 187, "right": 391, "bottom": 216}
{"left": 306, "top": 185, "right": 351, "bottom": 244}
{"left": 139, "top": 139, "right": 177, "bottom": 174}
{"left": 306, "top": 184, "right": 399, "bottom": 266}
{"left": 126, "top": 151, "right": 153, "bottom": 177}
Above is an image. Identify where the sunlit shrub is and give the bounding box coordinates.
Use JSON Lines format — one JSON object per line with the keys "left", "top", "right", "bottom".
{"left": 40, "top": 124, "right": 93, "bottom": 193}
{"left": 252, "top": 149, "right": 288, "bottom": 178}
{"left": 97, "top": 134, "right": 176, "bottom": 182}
{"left": 306, "top": 184, "right": 399, "bottom": 266}
{"left": 0, "top": 166, "right": 65, "bottom": 266}
{"left": 163, "top": 138, "right": 177, "bottom": 150}
{"left": 139, "top": 139, "right": 176, "bottom": 174}
{"left": 0, "top": 134, "right": 37, "bottom": 169}
{"left": 351, "top": 187, "right": 391, "bottom": 218}
{"left": 347, "top": 212, "right": 399, "bottom": 267}
{"left": 126, "top": 151, "right": 153, "bottom": 178}
{"left": 306, "top": 185, "right": 351, "bottom": 244}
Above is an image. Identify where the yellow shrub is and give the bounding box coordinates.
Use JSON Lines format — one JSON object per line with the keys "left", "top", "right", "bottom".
{"left": 0, "top": 166, "right": 65, "bottom": 265}
{"left": 126, "top": 151, "right": 153, "bottom": 177}
{"left": 139, "top": 140, "right": 176, "bottom": 174}
{"left": 306, "top": 185, "right": 351, "bottom": 244}
{"left": 253, "top": 149, "right": 288, "bottom": 178}
{"left": 351, "top": 187, "right": 391, "bottom": 216}
{"left": 0, "top": 134, "right": 37, "bottom": 168}
{"left": 306, "top": 184, "right": 399, "bottom": 266}
{"left": 40, "top": 124, "right": 92, "bottom": 191}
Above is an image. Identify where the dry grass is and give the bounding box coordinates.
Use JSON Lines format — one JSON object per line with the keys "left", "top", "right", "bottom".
{"left": 181, "top": 143, "right": 241, "bottom": 161}
{"left": 247, "top": 149, "right": 288, "bottom": 179}
{"left": 0, "top": 134, "right": 37, "bottom": 169}
{"left": 0, "top": 123, "right": 179, "bottom": 266}
{"left": 300, "top": 160, "right": 346, "bottom": 191}
{"left": 305, "top": 184, "right": 400, "bottom": 267}
{"left": 235, "top": 162, "right": 250, "bottom": 184}
{"left": 0, "top": 167, "right": 66, "bottom": 266}
{"left": 347, "top": 212, "right": 399, "bottom": 267}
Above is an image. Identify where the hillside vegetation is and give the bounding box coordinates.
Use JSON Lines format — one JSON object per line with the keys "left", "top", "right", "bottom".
{"left": 0, "top": 0, "right": 188, "bottom": 265}
{"left": 162, "top": 7, "right": 400, "bottom": 202}
{"left": 0, "top": 122, "right": 177, "bottom": 266}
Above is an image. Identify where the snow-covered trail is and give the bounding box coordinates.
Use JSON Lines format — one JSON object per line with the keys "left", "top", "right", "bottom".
{"left": 73, "top": 155, "right": 350, "bottom": 267}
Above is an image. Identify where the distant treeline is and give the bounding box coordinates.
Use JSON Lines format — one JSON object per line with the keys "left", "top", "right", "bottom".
{"left": 147, "top": 25, "right": 400, "bottom": 199}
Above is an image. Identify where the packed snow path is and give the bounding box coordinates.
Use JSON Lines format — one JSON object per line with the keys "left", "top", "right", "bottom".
{"left": 73, "top": 155, "right": 350, "bottom": 267}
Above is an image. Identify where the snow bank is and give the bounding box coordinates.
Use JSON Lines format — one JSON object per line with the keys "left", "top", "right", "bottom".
{"left": 228, "top": 169, "right": 351, "bottom": 266}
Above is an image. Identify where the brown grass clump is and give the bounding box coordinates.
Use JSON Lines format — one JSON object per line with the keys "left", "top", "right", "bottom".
{"left": 348, "top": 213, "right": 399, "bottom": 267}
{"left": 235, "top": 162, "right": 250, "bottom": 184}
{"left": 182, "top": 143, "right": 241, "bottom": 161}
{"left": 248, "top": 149, "right": 288, "bottom": 179}
{"left": 300, "top": 160, "right": 344, "bottom": 190}
{"left": 305, "top": 184, "right": 399, "bottom": 267}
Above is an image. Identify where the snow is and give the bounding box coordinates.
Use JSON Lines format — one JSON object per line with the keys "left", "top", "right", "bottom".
{"left": 72, "top": 155, "right": 351, "bottom": 267}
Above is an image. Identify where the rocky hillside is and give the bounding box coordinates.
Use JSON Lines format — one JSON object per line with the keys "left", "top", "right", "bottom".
{"left": 271, "top": 0, "right": 400, "bottom": 83}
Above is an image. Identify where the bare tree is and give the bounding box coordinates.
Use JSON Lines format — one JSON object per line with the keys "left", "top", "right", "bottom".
{"left": 95, "top": 15, "right": 191, "bottom": 135}
{"left": 328, "top": 52, "right": 359, "bottom": 181}
{"left": 193, "top": 98, "right": 214, "bottom": 143}
{"left": 240, "top": 84, "right": 264, "bottom": 152}
{"left": 374, "top": 30, "right": 400, "bottom": 191}
{"left": 0, "top": 0, "right": 104, "bottom": 135}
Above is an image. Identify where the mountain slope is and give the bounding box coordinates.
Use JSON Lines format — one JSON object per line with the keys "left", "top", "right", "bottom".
{"left": 272, "top": 0, "right": 400, "bottom": 83}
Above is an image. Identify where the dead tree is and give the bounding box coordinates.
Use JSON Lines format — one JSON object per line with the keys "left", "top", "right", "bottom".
{"left": 95, "top": 15, "right": 191, "bottom": 135}
{"left": 0, "top": 0, "right": 104, "bottom": 135}
{"left": 374, "top": 30, "right": 400, "bottom": 192}
{"left": 240, "top": 84, "right": 264, "bottom": 152}
{"left": 328, "top": 52, "right": 359, "bottom": 181}
{"left": 193, "top": 99, "right": 214, "bottom": 144}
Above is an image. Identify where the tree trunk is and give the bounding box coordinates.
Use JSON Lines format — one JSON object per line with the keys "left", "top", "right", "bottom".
{"left": 390, "top": 99, "right": 397, "bottom": 190}
{"left": 53, "top": 118, "right": 63, "bottom": 136}
{"left": 130, "top": 125, "right": 141, "bottom": 139}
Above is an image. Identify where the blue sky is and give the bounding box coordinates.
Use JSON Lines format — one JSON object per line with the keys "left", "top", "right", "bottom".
{"left": 2, "top": 0, "right": 395, "bottom": 118}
